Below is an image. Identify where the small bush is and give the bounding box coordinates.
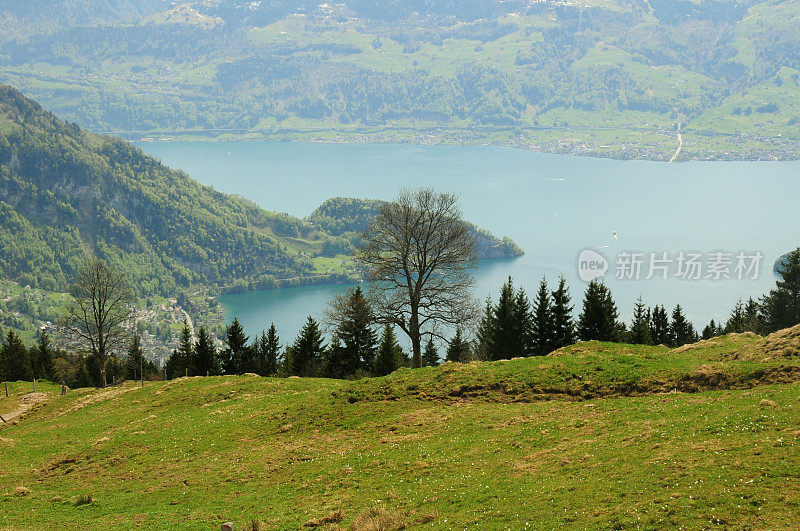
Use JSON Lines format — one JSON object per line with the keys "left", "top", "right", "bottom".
{"left": 349, "top": 507, "right": 406, "bottom": 530}
{"left": 73, "top": 493, "right": 93, "bottom": 506}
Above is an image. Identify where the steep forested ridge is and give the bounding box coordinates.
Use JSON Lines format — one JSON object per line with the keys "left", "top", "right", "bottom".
{"left": 0, "top": 86, "right": 521, "bottom": 296}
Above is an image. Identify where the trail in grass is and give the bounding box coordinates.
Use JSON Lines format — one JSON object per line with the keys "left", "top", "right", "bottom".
{"left": 0, "top": 392, "right": 48, "bottom": 423}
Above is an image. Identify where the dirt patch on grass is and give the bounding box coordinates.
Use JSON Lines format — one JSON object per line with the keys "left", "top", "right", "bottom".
{"left": 348, "top": 507, "right": 411, "bottom": 530}
{"left": 304, "top": 509, "right": 344, "bottom": 527}
{"left": 66, "top": 385, "right": 135, "bottom": 413}
{"left": 0, "top": 392, "right": 48, "bottom": 423}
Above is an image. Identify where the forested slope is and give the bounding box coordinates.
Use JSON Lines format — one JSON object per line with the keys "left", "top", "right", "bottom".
{"left": 0, "top": 85, "right": 521, "bottom": 296}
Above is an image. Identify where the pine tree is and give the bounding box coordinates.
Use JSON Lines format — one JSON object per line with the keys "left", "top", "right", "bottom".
{"left": 0, "top": 329, "right": 31, "bottom": 381}
{"left": 422, "top": 337, "right": 440, "bottom": 367}
{"left": 325, "top": 287, "right": 377, "bottom": 378}
{"left": 475, "top": 297, "right": 496, "bottom": 361}
{"left": 164, "top": 349, "right": 179, "bottom": 380}
{"left": 33, "top": 331, "right": 55, "bottom": 380}
{"left": 649, "top": 305, "right": 670, "bottom": 345}
{"left": 222, "top": 318, "right": 250, "bottom": 375}
{"left": 670, "top": 304, "right": 696, "bottom": 347}
{"left": 515, "top": 288, "right": 535, "bottom": 355}
{"left": 333, "top": 287, "right": 377, "bottom": 373}
{"left": 323, "top": 336, "right": 345, "bottom": 378}
{"left": 263, "top": 323, "right": 279, "bottom": 376}
{"left": 761, "top": 248, "right": 800, "bottom": 332}
{"left": 629, "top": 296, "right": 651, "bottom": 345}
{"left": 169, "top": 319, "right": 193, "bottom": 378}
{"left": 744, "top": 297, "right": 761, "bottom": 333}
{"left": 725, "top": 299, "right": 746, "bottom": 333}
{"left": 125, "top": 334, "right": 144, "bottom": 381}
{"left": 550, "top": 276, "right": 575, "bottom": 349}
{"left": 490, "top": 277, "right": 520, "bottom": 360}
{"left": 374, "top": 324, "right": 402, "bottom": 376}
{"left": 531, "top": 277, "right": 553, "bottom": 355}
{"left": 701, "top": 319, "right": 721, "bottom": 340}
{"left": 192, "top": 326, "right": 218, "bottom": 376}
{"left": 577, "top": 280, "right": 620, "bottom": 342}
{"left": 446, "top": 327, "right": 470, "bottom": 363}
{"left": 287, "top": 316, "right": 325, "bottom": 377}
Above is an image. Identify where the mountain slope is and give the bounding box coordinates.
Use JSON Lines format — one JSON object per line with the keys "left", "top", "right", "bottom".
{"left": 1, "top": 0, "right": 799, "bottom": 159}
{"left": 0, "top": 85, "right": 522, "bottom": 296}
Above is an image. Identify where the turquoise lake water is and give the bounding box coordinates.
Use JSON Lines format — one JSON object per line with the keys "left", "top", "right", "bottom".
{"left": 137, "top": 141, "right": 800, "bottom": 341}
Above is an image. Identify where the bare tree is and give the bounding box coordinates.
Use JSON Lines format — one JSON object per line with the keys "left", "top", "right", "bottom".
{"left": 63, "top": 257, "right": 134, "bottom": 387}
{"left": 357, "top": 188, "right": 478, "bottom": 368}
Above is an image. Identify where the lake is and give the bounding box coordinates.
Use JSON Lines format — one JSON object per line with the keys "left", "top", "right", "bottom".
{"left": 137, "top": 141, "right": 800, "bottom": 342}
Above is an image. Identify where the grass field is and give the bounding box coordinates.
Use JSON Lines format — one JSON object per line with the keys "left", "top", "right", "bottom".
{"left": 2, "top": 330, "right": 800, "bottom": 529}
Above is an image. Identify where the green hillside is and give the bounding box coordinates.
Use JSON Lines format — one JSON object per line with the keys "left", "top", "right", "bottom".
{"left": 1, "top": 0, "right": 799, "bottom": 159}
{"left": 0, "top": 86, "right": 521, "bottom": 298}
{"left": 1, "top": 329, "right": 799, "bottom": 529}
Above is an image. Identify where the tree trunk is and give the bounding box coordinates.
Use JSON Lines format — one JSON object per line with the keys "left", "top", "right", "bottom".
{"left": 411, "top": 335, "right": 422, "bottom": 368}
{"left": 410, "top": 308, "right": 422, "bottom": 368}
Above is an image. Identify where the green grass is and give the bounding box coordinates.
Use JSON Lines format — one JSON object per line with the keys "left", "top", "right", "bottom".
{"left": 1, "top": 332, "right": 800, "bottom": 529}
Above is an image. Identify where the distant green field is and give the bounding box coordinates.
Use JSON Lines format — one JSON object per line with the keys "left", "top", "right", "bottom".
{"left": 2, "top": 330, "right": 799, "bottom": 529}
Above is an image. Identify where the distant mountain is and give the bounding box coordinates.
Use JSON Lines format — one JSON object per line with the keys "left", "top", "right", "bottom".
{"left": 0, "top": 85, "right": 521, "bottom": 296}
{"left": 1, "top": 0, "right": 798, "bottom": 159}
{"left": 0, "top": 0, "right": 169, "bottom": 42}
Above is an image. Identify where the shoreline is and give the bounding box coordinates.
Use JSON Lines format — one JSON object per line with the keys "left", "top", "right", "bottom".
{"left": 127, "top": 129, "right": 800, "bottom": 163}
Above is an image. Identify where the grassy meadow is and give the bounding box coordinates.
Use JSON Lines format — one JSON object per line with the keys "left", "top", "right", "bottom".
{"left": 1, "top": 330, "right": 800, "bottom": 529}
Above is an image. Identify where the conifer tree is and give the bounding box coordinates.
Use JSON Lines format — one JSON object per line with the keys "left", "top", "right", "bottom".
{"left": 649, "top": 305, "right": 670, "bottom": 345}
{"left": 192, "top": 326, "right": 218, "bottom": 376}
{"left": 324, "top": 287, "right": 376, "bottom": 377}
{"left": 222, "top": 317, "right": 249, "bottom": 375}
{"left": 577, "top": 280, "right": 620, "bottom": 342}
{"left": 262, "top": 323, "right": 279, "bottom": 376}
{"left": 725, "top": 299, "right": 746, "bottom": 333}
{"left": 531, "top": 277, "right": 553, "bottom": 355}
{"left": 171, "top": 319, "right": 193, "bottom": 378}
{"left": 446, "top": 327, "right": 470, "bottom": 363}
{"left": 164, "top": 349, "right": 180, "bottom": 380}
{"left": 475, "top": 297, "right": 496, "bottom": 361}
{"left": 514, "top": 288, "right": 535, "bottom": 355}
{"left": 701, "top": 319, "right": 722, "bottom": 340}
{"left": 670, "top": 304, "right": 697, "bottom": 347}
{"left": 323, "top": 336, "right": 344, "bottom": 378}
{"left": 490, "top": 277, "right": 519, "bottom": 360}
{"left": 0, "top": 329, "right": 31, "bottom": 381}
{"left": 286, "top": 316, "right": 325, "bottom": 377}
{"left": 760, "top": 248, "right": 800, "bottom": 332}
{"left": 422, "top": 337, "right": 440, "bottom": 367}
{"left": 744, "top": 297, "right": 761, "bottom": 333}
{"left": 33, "top": 331, "right": 55, "bottom": 380}
{"left": 550, "top": 276, "right": 575, "bottom": 349}
{"left": 629, "top": 296, "right": 651, "bottom": 345}
{"left": 125, "top": 333, "right": 144, "bottom": 380}
{"left": 374, "top": 324, "right": 402, "bottom": 376}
